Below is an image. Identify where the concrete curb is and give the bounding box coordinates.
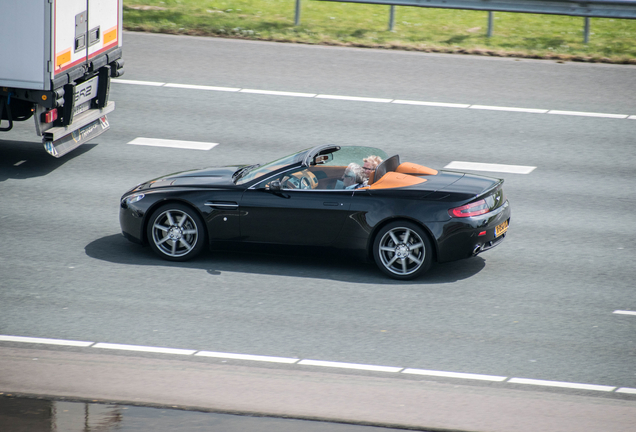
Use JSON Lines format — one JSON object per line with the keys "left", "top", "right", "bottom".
{"left": 1, "top": 347, "right": 635, "bottom": 432}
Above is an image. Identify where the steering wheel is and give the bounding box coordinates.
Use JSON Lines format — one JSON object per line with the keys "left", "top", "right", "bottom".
{"left": 284, "top": 172, "right": 317, "bottom": 189}
{"left": 299, "top": 176, "right": 312, "bottom": 189}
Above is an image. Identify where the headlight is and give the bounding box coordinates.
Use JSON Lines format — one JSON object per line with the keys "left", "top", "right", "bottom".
{"left": 125, "top": 193, "right": 145, "bottom": 205}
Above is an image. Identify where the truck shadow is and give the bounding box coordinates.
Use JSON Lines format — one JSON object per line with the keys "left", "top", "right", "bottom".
{"left": 0, "top": 140, "right": 96, "bottom": 182}
{"left": 85, "top": 234, "right": 486, "bottom": 285}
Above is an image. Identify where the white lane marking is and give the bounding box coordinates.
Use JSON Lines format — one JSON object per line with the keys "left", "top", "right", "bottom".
{"left": 393, "top": 99, "right": 470, "bottom": 108}
{"left": 92, "top": 342, "right": 196, "bottom": 355}
{"left": 613, "top": 310, "right": 636, "bottom": 316}
{"left": 127, "top": 137, "right": 218, "bottom": 151}
{"left": 298, "top": 359, "right": 403, "bottom": 373}
{"left": 444, "top": 161, "right": 536, "bottom": 174}
{"left": 402, "top": 368, "right": 507, "bottom": 382}
{"left": 1, "top": 335, "right": 632, "bottom": 393}
{"left": 470, "top": 105, "right": 548, "bottom": 114}
{"left": 114, "top": 79, "right": 165, "bottom": 86}
{"left": 112, "top": 79, "right": 634, "bottom": 119}
{"left": 196, "top": 351, "right": 299, "bottom": 364}
{"left": 508, "top": 378, "right": 616, "bottom": 392}
{"left": 240, "top": 89, "right": 316, "bottom": 98}
{"left": 165, "top": 83, "right": 240, "bottom": 92}
{"left": 315, "top": 94, "right": 393, "bottom": 103}
{"left": 0, "top": 335, "right": 94, "bottom": 347}
{"left": 14, "top": 160, "right": 26, "bottom": 166}
{"left": 548, "top": 110, "right": 629, "bottom": 119}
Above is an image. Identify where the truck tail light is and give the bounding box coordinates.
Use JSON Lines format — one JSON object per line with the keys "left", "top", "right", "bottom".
{"left": 43, "top": 108, "right": 58, "bottom": 124}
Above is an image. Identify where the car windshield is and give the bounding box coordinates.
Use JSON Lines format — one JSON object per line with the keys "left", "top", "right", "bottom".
{"left": 320, "top": 146, "right": 388, "bottom": 167}
{"left": 235, "top": 151, "right": 306, "bottom": 185}
{"left": 236, "top": 146, "right": 389, "bottom": 186}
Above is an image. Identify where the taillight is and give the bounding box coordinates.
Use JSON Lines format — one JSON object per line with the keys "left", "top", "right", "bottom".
{"left": 43, "top": 108, "right": 58, "bottom": 123}
{"left": 449, "top": 199, "right": 490, "bottom": 218}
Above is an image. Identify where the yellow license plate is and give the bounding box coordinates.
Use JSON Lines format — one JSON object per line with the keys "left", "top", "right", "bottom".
{"left": 495, "top": 220, "right": 509, "bottom": 237}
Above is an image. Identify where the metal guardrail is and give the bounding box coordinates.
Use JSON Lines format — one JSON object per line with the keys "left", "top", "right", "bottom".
{"left": 295, "top": 0, "right": 636, "bottom": 42}
{"left": 316, "top": 0, "right": 636, "bottom": 19}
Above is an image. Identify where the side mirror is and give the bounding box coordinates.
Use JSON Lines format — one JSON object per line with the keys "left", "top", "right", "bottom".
{"left": 313, "top": 154, "right": 333, "bottom": 165}
{"left": 268, "top": 180, "right": 282, "bottom": 191}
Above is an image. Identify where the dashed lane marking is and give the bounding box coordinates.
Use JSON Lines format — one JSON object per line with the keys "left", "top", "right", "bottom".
{"left": 393, "top": 99, "right": 470, "bottom": 108}
{"left": 548, "top": 110, "right": 629, "bottom": 119}
{"left": 112, "top": 79, "right": 635, "bottom": 120}
{"left": 164, "top": 83, "right": 240, "bottom": 92}
{"left": 241, "top": 89, "right": 316, "bottom": 98}
{"left": 315, "top": 94, "right": 393, "bottom": 103}
{"left": 444, "top": 161, "right": 536, "bottom": 174}
{"left": 0, "top": 335, "right": 94, "bottom": 347}
{"left": 1, "top": 335, "right": 631, "bottom": 393}
{"left": 613, "top": 310, "right": 636, "bottom": 316}
{"left": 115, "top": 79, "right": 165, "bottom": 87}
{"left": 127, "top": 137, "right": 218, "bottom": 151}
{"left": 507, "top": 378, "right": 616, "bottom": 392}
{"left": 402, "top": 368, "right": 507, "bottom": 382}
{"left": 470, "top": 105, "right": 548, "bottom": 114}
{"left": 298, "top": 359, "right": 403, "bottom": 373}
{"left": 93, "top": 342, "right": 197, "bottom": 355}
{"left": 196, "top": 351, "right": 299, "bottom": 364}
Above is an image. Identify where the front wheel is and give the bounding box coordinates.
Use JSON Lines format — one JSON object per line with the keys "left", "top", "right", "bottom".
{"left": 373, "top": 221, "right": 432, "bottom": 280}
{"left": 147, "top": 203, "right": 206, "bottom": 261}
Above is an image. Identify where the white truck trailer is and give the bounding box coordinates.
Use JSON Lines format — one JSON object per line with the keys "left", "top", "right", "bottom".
{"left": 0, "top": 0, "right": 124, "bottom": 157}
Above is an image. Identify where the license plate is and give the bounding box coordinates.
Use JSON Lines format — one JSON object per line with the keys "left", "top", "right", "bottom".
{"left": 74, "top": 101, "right": 91, "bottom": 116}
{"left": 495, "top": 220, "right": 509, "bottom": 237}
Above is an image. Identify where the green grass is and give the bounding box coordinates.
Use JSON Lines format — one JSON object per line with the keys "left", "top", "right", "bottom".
{"left": 123, "top": 0, "right": 636, "bottom": 63}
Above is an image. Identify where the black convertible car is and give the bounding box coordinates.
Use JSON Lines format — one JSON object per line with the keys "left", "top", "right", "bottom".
{"left": 120, "top": 145, "right": 510, "bottom": 280}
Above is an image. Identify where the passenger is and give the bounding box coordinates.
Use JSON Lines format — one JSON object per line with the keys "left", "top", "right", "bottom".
{"left": 362, "top": 155, "right": 383, "bottom": 183}
{"left": 343, "top": 163, "right": 365, "bottom": 189}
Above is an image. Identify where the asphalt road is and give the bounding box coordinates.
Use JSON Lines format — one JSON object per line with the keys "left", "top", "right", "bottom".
{"left": 1, "top": 32, "right": 635, "bottom": 430}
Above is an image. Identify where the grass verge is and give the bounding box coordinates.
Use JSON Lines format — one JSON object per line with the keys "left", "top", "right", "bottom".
{"left": 123, "top": 0, "right": 636, "bottom": 64}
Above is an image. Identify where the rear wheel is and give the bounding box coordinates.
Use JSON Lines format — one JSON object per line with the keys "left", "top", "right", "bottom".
{"left": 373, "top": 221, "right": 432, "bottom": 280}
{"left": 147, "top": 203, "right": 206, "bottom": 261}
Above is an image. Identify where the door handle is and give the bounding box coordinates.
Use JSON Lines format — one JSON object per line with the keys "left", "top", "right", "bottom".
{"left": 323, "top": 202, "right": 341, "bottom": 207}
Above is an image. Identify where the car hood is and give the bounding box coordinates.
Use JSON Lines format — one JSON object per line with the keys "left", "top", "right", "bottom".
{"left": 140, "top": 166, "right": 242, "bottom": 189}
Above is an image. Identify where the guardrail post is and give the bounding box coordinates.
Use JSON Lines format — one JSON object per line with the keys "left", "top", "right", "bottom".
{"left": 389, "top": 5, "right": 396, "bottom": 31}
{"left": 487, "top": 11, "right": 494, "bottom": 37}
{"left": 583, "top": 17, "right": 590, "bottom": 43}
{"left": 295, "top": 0, "right": 301, "bottom": 26}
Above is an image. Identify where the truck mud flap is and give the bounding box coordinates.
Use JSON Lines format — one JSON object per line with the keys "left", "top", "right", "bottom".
{"left": 44, "top": 115, "right": 110, "bottom": 158}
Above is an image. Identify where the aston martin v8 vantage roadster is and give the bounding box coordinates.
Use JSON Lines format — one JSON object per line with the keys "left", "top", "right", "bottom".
{"left": 120, "top": 145, "right": 510, "bottom": 280}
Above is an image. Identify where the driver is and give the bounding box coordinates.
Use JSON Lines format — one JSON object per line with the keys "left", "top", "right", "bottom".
{"left": 343, "top": 163, "right": 365, "bottom": 189}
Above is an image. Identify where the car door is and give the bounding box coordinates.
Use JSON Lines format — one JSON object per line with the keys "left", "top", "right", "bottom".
{"left": 239, "top": 168, "right": 353, "bottom": 246}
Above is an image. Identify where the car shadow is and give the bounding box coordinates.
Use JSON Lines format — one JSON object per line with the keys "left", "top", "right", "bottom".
{"left": 85, "top": 234, "right": 486, "bottom": 285}
{"left": 0, "top": 139, "right": 96, "bottom": 182}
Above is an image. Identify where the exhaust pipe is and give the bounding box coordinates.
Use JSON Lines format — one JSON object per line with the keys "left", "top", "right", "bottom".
{"left": 472, "top": 244, "right": 482, "bottom": 256}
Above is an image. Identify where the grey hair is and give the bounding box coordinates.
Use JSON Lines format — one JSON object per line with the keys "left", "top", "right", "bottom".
{"left": 345, "top": 163, "right": 365, "bottom": 184}
{"left": 363, "top": 155, "right": 383, "bottom": 169}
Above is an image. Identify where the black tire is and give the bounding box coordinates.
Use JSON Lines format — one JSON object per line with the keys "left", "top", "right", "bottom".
{"left": 146, "top": 203, "right": 206, "bottom": 261}
{"left": 372, "top": 221, "right": 433, "bottom": 280}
